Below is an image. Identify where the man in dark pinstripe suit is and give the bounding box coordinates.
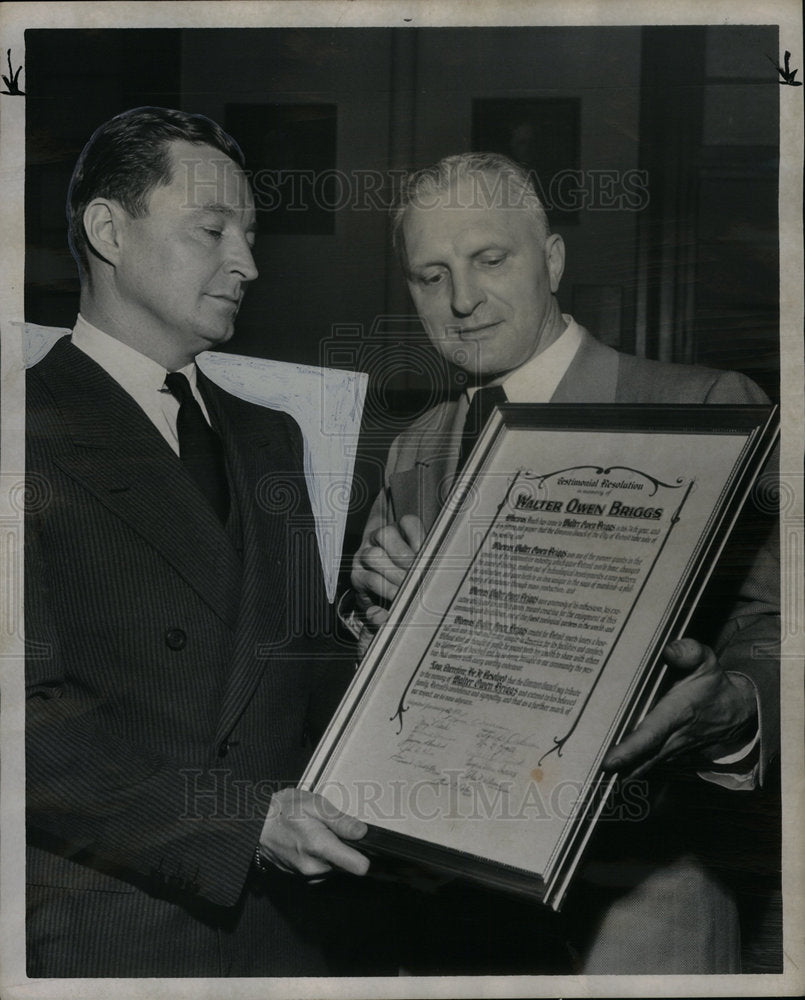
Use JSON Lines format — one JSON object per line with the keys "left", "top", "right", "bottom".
{"left": 25, "top": 107, "right": 377, "bottom": 977}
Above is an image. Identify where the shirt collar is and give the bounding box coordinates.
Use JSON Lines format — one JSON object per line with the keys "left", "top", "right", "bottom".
{"left": 466, "top": 315, "right": 583, "bottom": 404}
{"left": 71, "top": 313, "right": 198, "bottom": 392}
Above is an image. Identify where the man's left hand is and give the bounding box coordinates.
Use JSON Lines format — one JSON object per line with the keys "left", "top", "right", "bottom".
{"left": 602, "top": 637, "right": 758, "bottom": 778}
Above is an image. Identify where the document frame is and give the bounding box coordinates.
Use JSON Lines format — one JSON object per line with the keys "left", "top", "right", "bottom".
{"left": 302, "top": 403, "right": 779, "bottom": 909}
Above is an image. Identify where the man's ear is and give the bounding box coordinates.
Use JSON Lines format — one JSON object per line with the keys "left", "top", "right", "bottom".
{"left": 545, "top": 233, "right": 565, "bottom": 293}
{"left": 82, "top": 199, "right": 126, "bottom": 267}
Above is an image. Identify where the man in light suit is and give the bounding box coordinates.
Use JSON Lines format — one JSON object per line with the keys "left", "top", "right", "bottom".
{"left": 25, "top": 107, "right": 381, "bottom": 977}
{"left": 350, "top": 152, "right": 779, "bottom": 973}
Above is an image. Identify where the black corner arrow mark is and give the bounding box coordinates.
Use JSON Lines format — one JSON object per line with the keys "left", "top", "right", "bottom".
{"left": 1, "top": 49, "right": 25, "bottom": 96}
{"left": 767, "top": 50, "right": 802, "bottom": 86}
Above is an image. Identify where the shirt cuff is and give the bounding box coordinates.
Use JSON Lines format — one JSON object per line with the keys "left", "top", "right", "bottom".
{"left": 336, "top": 589, "right": 365, "bottom": 641}
{"left": 696, "top": 671, "right": 761, "bottom": 790}
{"left": 708, "top": 729, "right": 760, "bottom": 766}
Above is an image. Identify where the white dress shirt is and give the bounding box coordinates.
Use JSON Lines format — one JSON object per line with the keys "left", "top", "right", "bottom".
{"left": 71, "top": 314, "right": 211, "bottom": 456}
{"left": 455, "top": 315, "right": 582, "bottom": 439}
{"left": 471, "top": 313, "right": 583, "bottom": 404}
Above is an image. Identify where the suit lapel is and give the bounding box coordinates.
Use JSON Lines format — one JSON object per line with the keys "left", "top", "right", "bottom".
{"left": 552, "top": 327, "right": 621, "bottom": 403}
{"left": 388, "top": 402, "right": 462, "bottom": 533}
{"left": 207, "top": 391, "right": 304, "bottom": 742}
{"left": 37, "top": 340, "right": 242, "bottom": 627}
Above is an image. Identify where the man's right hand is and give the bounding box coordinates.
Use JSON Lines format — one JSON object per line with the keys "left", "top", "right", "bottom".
{"left": 257, "top": 788, "right": 369, "bottom": 880}
{"left": 351, "top": 514, "right": 426, "bottom": 629}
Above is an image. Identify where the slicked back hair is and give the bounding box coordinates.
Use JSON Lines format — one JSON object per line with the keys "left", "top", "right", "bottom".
{"left": 391, "top": 152, "right": 551, "bottom": 273}
{"left": 67, "top": 106, "right": 246, "bottom": 279}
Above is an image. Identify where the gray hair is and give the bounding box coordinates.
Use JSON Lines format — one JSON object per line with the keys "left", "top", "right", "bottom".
{"left": 391, "top": 152, "right": 551, "bottom": 271}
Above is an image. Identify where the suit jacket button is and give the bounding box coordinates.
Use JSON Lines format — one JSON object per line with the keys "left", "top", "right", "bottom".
{"left": 218, "top": 738, "right": 240, "bottom": 758}
{"left": 165, "top": 628, "right": 187, "bottom": 651}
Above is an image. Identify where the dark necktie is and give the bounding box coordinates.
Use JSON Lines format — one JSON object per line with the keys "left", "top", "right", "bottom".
{"left": 165, "top": 372, "right": 230, "bottom": 523}
{"left": 455, "top": 384, "right": 507, "bottom": 476}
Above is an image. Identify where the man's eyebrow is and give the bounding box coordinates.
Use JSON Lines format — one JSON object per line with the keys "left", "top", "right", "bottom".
{"left": 407, "top": 256, "right": 445, "bottom": 271}
{"left": 470, "top": 243, "right": 506, "bottom": 257}
{"left": 194, "top": 203, "right": 258, "bottom": 233}
{"left": 408, "top": 243, "right": 505, "bottom": 271}
{"left": 195, "top": 203, "right": 236, "bottom": 216}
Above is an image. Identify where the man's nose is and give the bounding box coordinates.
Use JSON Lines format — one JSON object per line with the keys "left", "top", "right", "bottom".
{"left": 450, "top": 269, "right": 485, "bottom": 316}
{"left": 229, "top": 238, "right": 259, "bottom": 283}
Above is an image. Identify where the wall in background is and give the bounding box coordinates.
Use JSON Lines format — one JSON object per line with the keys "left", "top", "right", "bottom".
{"left": 404, "top": 27, "right": 643, "bottom": 351}
{"left": 24, "top": 25, "right": 780, "bottom": 551}
{"left": 180, "top": 29, "right": 396, "bottom": 371}
{"left": 24, "top": 29, "right": 182, "bottom": 325}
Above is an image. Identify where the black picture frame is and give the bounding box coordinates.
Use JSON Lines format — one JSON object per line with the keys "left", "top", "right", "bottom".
{"left": 472, "top": 97, "right": 581, "bottom": 225}
{"left": 225, "top": 103, "right": 338, "bottom": 235}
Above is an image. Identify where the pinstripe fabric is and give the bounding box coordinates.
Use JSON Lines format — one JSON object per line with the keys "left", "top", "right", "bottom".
{"left": 25, "top": 338, "right": 356, "bottom": 976}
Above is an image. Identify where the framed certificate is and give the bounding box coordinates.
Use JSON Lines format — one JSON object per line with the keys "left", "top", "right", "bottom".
{"left": 301, "top": 404, "right": 778, "bottom": 909}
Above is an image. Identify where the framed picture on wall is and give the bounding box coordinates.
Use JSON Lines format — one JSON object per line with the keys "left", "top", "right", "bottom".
{"left": 472, "top": 97, "right": 581, "bottom": 225}
{"left": 225, "top": 103, "right": 337, "bottom": 234}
